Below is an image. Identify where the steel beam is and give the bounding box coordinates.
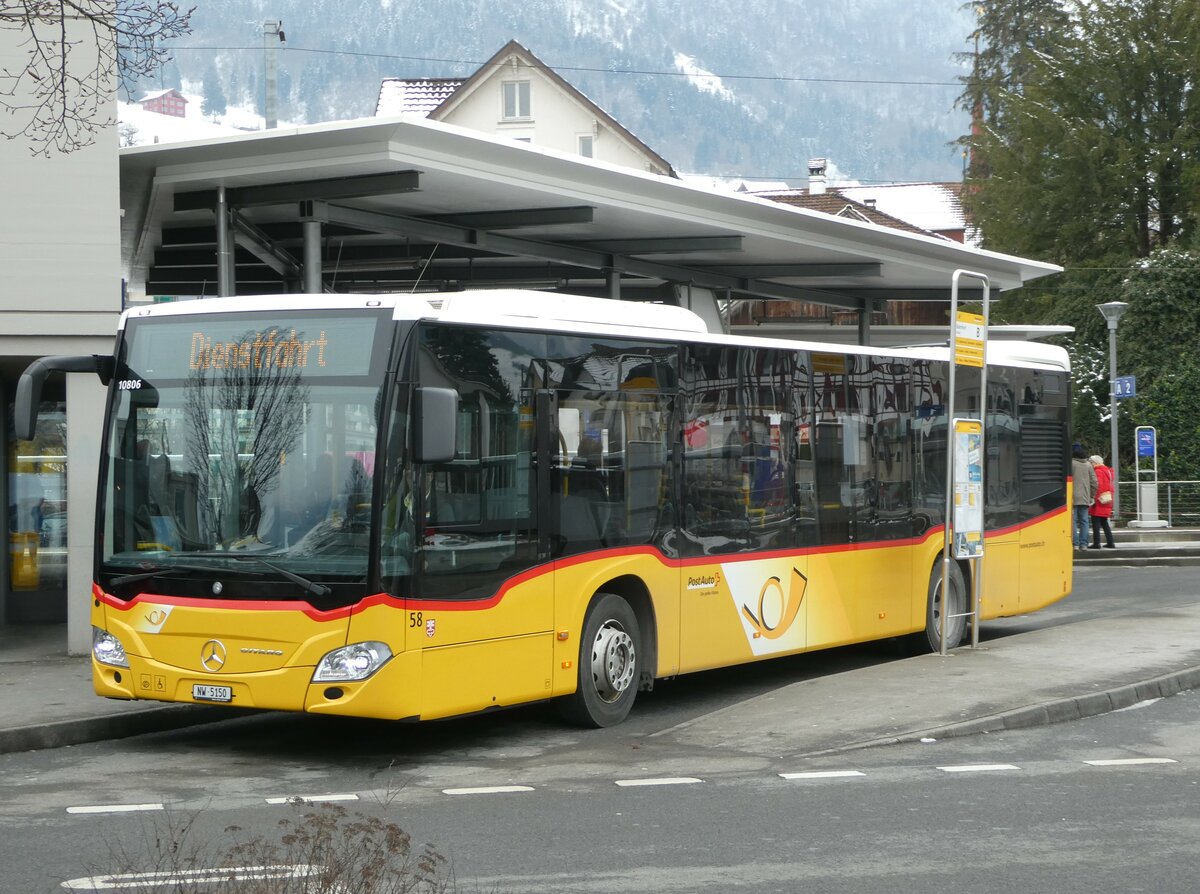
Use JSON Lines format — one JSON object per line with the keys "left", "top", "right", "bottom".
{"left": 299, "top": 200, "right": 862, "bottom": 308}
{"left": 568, "top": 235, "right": 743, "bottom": 254}
{"left": 231, "top": 211, "right": 301, "bottom": 280}
{"left": 174, "top": 171, "right": 421, "bottom": 212}
{"left": 696, "top": 262, "right": 881, "bottom": 278}
{"left": 429, "top": 206, "right": 595, "bottom": 229}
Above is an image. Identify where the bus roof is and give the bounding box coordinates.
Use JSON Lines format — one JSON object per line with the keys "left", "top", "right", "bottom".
{"left": 118, "top": 291, "right": 1070, "bottom": 372}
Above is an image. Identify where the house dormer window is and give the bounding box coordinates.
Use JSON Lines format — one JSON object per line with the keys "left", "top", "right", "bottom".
{"left": 502, "top": 80, "right": 531, "bottom": 120}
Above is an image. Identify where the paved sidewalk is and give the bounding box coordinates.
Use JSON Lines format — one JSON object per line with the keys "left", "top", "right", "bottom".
{"left": 663, "top": 600, "right": 1200, "bottom": 757}
{"left": 0, "top": 625, "right": 238, "bottom": 755}
{"left": 3, "top": 534, "right": 1200, "bottom": 757}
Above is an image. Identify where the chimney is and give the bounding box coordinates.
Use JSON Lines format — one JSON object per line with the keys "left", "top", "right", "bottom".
{"left": 808, "top": 158, "right": 827, "bottom": 195}
{"left": 864, "top": 198, "right": 877, "bottom": 210}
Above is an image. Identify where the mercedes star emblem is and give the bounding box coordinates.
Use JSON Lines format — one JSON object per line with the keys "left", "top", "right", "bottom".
{"left": 200, "top": 639, "right": 227, "bottom": 672}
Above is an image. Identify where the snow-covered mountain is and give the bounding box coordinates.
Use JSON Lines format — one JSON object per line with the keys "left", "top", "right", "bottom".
{"left": 135, "top": 0, "right": 974, "bottom": 183}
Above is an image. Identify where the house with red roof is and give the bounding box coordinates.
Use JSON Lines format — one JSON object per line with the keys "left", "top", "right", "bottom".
{"left": 138, "top": 88, "right": 188, "bottom": 118}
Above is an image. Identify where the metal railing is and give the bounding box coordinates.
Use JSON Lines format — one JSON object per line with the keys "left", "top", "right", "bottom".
{"left": 1116, "top": 480, "right": 1200, "bottom": 527}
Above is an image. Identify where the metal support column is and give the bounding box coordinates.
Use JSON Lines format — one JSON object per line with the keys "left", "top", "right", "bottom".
{"left": 302, "top": 219, "right": 322, "bottom": 293}
{"left": 1096, "top": 302, "right": 1129, "bottom": 518}
{"left": 606, "top": 267, "right": 621, "bottom": 300}
{"left": 858, "top": 297, "right": 874, "bottom": 346}
{"left": 216, "top": 186, "right": 234, "bottom": 297}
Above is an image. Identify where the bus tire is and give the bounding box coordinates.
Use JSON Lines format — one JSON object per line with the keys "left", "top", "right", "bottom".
{"left": 924, "top": 560, "right": 968, "bottom": 652}
{"left": 556, "top": 592, "right": 641, "bottom": 728}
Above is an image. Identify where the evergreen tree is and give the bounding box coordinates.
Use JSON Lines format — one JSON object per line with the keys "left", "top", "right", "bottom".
{"left": 964, "top": 0, "right": 1200, "bottom": 473}
{"left": 964, "top": 0, "right": 1200, "bottom": 262}
{"left": 956, "top": 0, "right": 1069, "bottom": 135}
{"left": 201, "top": 65, "right": 228, "bottom": 117}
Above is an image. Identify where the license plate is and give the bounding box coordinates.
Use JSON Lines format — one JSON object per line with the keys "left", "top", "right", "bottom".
{"left": 192, "top": 684, "right": 233, "bottom": 703}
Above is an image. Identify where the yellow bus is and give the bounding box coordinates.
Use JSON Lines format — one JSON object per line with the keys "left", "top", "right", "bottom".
{"left": 16, "top": 291, "right": 1072, "bottom": 727}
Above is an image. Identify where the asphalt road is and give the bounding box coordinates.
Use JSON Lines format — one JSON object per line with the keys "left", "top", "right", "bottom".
{"left": 2, "top": 565, "right": 1197, "bottom": 892}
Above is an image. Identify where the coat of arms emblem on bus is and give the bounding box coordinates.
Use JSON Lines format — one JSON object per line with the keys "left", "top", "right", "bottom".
{"left": 425, "top": 618, "right": 436, "bottom": 638}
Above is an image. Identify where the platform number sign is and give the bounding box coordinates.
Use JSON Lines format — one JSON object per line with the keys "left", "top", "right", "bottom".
{"left": 1114, "top": 375, "right": 1137, "bottom": 400}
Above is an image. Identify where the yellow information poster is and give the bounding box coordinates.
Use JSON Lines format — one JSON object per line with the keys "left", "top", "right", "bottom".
{"left": 953, "top": 418, "right": 984, "bottom": 559}
{"left": 954, "top": 311, "right": 985, "bottom": 368}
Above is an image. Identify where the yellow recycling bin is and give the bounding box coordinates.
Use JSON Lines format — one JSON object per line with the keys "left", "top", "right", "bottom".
{"left": 10, "top": 532, "right": 40, "bottom": 589}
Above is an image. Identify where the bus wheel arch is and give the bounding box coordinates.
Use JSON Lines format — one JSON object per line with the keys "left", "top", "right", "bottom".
{"left": 556, "top": 579, "right": 654, "bottom": 728}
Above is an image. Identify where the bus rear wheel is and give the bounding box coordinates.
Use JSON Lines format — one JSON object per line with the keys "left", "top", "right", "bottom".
{"left": 924, "top": 560, "right": 967, "bottom": 652}
{"left": 556, "top": 593, "right": 641, "bottom": 728}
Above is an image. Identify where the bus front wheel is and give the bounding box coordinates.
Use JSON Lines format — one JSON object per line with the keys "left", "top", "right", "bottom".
{"left": 556, "top": 593, "right": 641, "bottom": 728}
{"left": 924, "top": 560, "right": 967, "bottom": 652}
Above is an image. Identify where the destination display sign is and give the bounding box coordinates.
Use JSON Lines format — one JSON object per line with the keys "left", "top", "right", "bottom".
{"left": 124, "top": 313, "right": 384, "bottom": 379}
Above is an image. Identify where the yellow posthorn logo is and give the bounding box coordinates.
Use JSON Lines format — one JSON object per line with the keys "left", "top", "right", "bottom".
{"left": 741, "top": 567, "right": 807, "bottom": 640}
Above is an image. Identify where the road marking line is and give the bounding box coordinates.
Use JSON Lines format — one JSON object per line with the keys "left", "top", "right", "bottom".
{"left": 779, "top": 770, "right": 866, "bottom": 780}
{"left": 61, "top": 864, "right": 319, "bottom": 890}
{"left": 264, "top": 793, "right": 360, "bottom": 804}
{"left": 442, "top": 785, "right": 534, "bottom": 795}
{"left": 937, "top": 763, "right": 1021, "bottom": 773}
{"left": 614, "top": 777, "right": 703, "bottom": 787}
{"left": 1083, "top": 758, "right": 1178, "bottom": 767}
{"left": 66, "top": 803, "right": 164, "bottom": 815}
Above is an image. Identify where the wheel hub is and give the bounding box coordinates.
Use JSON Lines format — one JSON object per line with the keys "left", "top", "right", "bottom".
{"left": 590, "top": 622, "right": 636, "bottom": 703}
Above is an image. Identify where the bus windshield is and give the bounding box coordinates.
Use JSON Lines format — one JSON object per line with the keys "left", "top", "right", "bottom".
{"left": 99, "top": 309, "right": 392, "bottom": 600}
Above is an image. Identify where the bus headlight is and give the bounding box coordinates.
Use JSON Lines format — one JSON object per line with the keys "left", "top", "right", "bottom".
{"left": 313, "top": 641, "right": 392, "bottom": 682}
{"left": 93, "top": 626, "right": 129, "bottom": 668}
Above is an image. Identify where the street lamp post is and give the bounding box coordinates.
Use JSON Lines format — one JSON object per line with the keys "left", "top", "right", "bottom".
{"left": 1097, "top": 301, "right": 1129, "bottom": 519}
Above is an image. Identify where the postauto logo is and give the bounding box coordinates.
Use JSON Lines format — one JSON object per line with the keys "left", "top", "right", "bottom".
{"left": 722, "top": 562, "right": 808, "bottom": 655}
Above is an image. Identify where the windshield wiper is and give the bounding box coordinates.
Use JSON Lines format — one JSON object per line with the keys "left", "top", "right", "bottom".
{"left": 111, "top": 557, "right": 331, "bottom": 599}
{"left": 109, "top": 563, "right": 221, "bottom": 589}
{"left": 244, "top": 557, "right": 331, "bottom": 599}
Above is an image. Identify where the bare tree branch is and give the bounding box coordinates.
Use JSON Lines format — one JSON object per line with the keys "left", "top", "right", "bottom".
{"left": 0, "top": 0, "right": 192, "bottom": 156}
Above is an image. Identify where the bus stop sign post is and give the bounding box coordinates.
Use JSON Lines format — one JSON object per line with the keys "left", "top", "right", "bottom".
{"left": 942, "top": 270, "right": 990, "bottom": 656}
{"left": 1131, "top": 425, "right": 1168, "bottom": 528}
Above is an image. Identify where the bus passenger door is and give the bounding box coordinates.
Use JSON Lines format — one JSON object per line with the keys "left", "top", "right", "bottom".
{"left": 411, "top": 325, "right": 554, "bottom": 718}
{"left": 982, "top": 377, "right": 1022, "bottom": 617}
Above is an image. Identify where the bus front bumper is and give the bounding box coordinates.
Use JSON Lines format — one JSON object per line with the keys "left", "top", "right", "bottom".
{"left": 92, "top": 649, "right": 421, "bottom": 720}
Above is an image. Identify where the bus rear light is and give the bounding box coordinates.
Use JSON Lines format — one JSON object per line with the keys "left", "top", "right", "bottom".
{"left": 312, "top": 642, "right": 392, "bottom": 682}
{"left": 92, "top": 627, "right": 129, "bottom": 668}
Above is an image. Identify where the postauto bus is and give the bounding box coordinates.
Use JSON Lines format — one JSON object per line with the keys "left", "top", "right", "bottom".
{"left": 15, "top": 291, "right": 1072, "bottom": 727}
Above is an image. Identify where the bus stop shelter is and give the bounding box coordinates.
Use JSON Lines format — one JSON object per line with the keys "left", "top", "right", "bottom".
{"left": 120, "top": 115, "right": 1061, "bottom": 346}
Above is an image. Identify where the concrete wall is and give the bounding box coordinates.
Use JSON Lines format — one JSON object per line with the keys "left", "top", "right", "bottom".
{"left": 1, "top": 21, "right": 121, "bottom": 652}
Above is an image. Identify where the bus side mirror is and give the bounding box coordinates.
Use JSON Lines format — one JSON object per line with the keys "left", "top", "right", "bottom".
{"left": 14, "top": 355, "right": 115, "bottom": 441}
{"left": 413, "top": 387, "right": 458, "bottom": 464}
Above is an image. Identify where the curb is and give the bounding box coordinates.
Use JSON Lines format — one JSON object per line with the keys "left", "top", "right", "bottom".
{"left": 0, "top": 704, "right": 244, "bottom": 756}
{"left": 795, "top": 664, "right": 1200, "bottom": 758}
{"left": 7, "top": 667, "right": 1200, "bottom": 759}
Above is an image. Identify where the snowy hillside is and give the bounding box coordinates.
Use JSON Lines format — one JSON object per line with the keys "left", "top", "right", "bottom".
{"left": 139, "top": 0, "right": 975, "bottom": 181}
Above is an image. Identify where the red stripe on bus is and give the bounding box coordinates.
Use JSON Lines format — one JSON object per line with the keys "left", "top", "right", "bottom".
{"left": 92, "top": 504, "right": 1068, "bottom": 618}
{"left": 93, "top": 585, "right": 394, "bottom": 622}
